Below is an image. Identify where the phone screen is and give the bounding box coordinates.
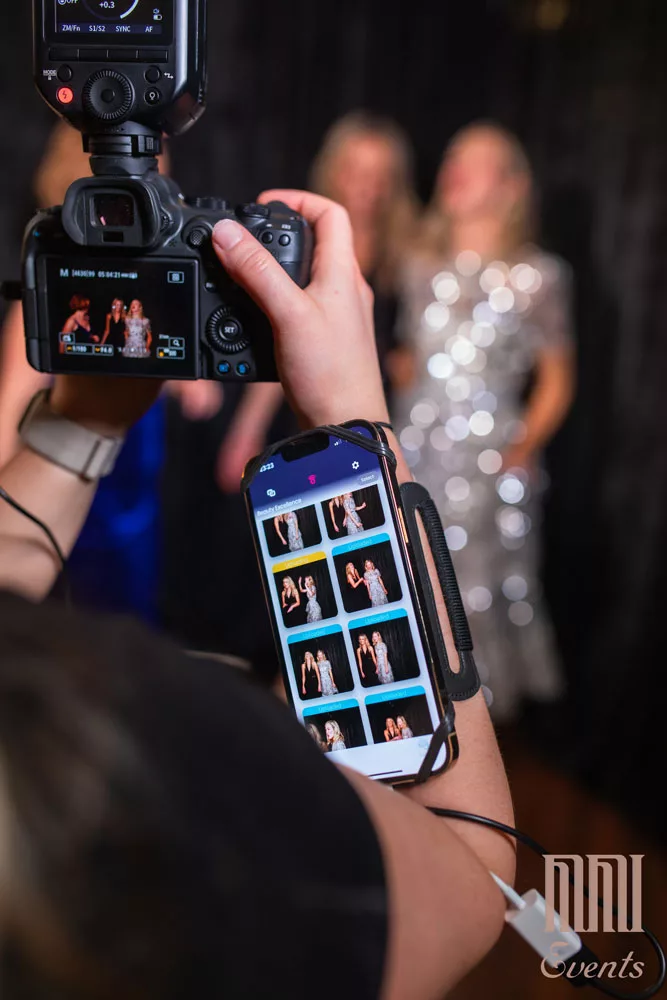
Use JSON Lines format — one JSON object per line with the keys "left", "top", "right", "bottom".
{"left": 247, "top": 426, "right": 448, "bottom": 781}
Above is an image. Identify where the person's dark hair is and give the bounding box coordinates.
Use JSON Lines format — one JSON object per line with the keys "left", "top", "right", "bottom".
{"left": 0, "top": 592, "right": 301, "bottom": 998}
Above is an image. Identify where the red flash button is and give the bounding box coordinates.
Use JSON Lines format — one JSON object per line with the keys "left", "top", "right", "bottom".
{"left": 57, "top": 87, "right": 74, "bottom": 105}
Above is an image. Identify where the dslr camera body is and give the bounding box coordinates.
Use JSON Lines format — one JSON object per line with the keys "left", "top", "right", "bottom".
{"left": 24, "top": 0, "right": 312, "bottom": 381}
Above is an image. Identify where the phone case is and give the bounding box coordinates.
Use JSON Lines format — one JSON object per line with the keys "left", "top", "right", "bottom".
{"left": 243, "top": 422, "right": 481, "bottom": 784}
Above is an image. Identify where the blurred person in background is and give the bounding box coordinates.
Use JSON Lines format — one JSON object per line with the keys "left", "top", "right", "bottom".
{"left": 392, "top": 122, "right": 575, "bottom": 720}
{"left": 213, "top": 111, "right": 420, "bottom": 491}
{"left": 0, "top": 122, "right": 218, "bottom": 620}
{"left": 311, "top": 111, "right": 420, "bottom": 408}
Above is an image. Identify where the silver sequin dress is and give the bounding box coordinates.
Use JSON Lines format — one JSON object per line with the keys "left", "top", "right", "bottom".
{"left": 122, "top": 317, "right": 151, "bottom": 358}
{"left": 343, "top": 495, "right": 364, "bottom": 534}
{"left": 285, "top": 511, "right": 304, "bottom": 551}
{"left": 394, "top": 249, "right": 572, "bottom": 718}
{"left": 375, "top": 641, "right": 394, "bottom": 684}
{"left": 365, "top": 569, "right": 388, "bottom": 608}
{"left": 318, "top": 659, "right": 337, "bottom": 696}
{"left": 305, "top": 582, "right": 323, "bottom": 623}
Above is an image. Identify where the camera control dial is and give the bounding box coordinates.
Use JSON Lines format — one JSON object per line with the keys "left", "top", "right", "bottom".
{"left": 207, "top": 307, "right": 249, "bottom": 355}
{"left": 83, "top": 70, "right": 134, "bottom": 122}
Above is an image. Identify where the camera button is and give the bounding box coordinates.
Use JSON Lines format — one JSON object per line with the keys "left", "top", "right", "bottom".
{"left": 49, "top": 47, "right": 79, "bottom": 61}
{"left": 107, "top": 48, "right": 139, "bottom": 62}
{"left": 217, "top": 362, "right": 232, "bottom": 375}
{"left": 145, "top": 87, "right": 162, "bottom": 106}
{"left": 261, "top": 231, "right": 274, "bottom": 245}
{"left": 79, "top": 47, "right": 104, "bottom": 61}
{"left": 239, "top": 203, "right": 270, "bottom": 219}
{"left": 236, "top": 362, "right": 252, "bottom": 377}
{"left": 145, "top": 66, "right": 162, "bottom": 84}
{"left": 57, "top": 65, "right": 74, "bottom": 83}
{"left": 279, "top": 234, "right": 292, "bottom": 246}
{"left": 139, "top": 49, "right": 169, "bottom": 63}
{"left": 186, "top": 226, "right": 210, "bottom": 248}
{"left": 57, "top": 86, "right": 74, "bottom": 106}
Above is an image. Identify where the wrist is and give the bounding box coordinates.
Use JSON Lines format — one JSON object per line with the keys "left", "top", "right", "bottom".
{"left": 297, "top": 398, "right": 390, "bottom": 431}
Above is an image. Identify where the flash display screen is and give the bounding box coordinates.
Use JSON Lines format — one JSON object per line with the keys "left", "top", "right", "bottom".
{"left": 49, "top": 0, "right": 174, "bottom": 45}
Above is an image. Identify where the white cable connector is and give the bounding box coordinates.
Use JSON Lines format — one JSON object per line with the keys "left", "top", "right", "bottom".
{"left": 490, "top": 872, "right": 583, "bottom": 968}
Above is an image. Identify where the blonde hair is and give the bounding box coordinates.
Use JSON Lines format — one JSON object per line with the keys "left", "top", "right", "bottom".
{"left": 310, "top": 111, "right": 420, "bottom": 290}
{"left": 418, "top": 121, "right": 534, "bottom": 261}
{"left": 282, "top": 576, "right": 297, "bottom": 593}
{"left": 325, "top": 720, "right": 343, "bottom": 745}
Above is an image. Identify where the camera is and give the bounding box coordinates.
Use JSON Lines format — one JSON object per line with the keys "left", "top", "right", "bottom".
{"left": 22, "top": 0, "right": 313, "bottom": 381}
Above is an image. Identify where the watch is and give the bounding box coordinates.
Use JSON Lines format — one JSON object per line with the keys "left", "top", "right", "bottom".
{"left": 19, "top": 389, "right": 125, "bottom": 482}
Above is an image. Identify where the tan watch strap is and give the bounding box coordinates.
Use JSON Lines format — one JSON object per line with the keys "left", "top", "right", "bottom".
{"left": 19, "top": 390, "right": 125, "bottom": 482}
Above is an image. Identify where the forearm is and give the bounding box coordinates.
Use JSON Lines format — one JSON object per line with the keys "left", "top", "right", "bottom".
{"left": 382, "top": 427, "right": 514, "bottom": 878}
{"left": 0, "top": 304, "right": 50, "bottom": 466}
{"left": 230, "top": 383, "right": 285, "bottom": 438}
{"left": 513, "top": 350, "right": 575, "bottom": 458}
{"left": 0, "top": 447, "right": 97, "bottom": 600}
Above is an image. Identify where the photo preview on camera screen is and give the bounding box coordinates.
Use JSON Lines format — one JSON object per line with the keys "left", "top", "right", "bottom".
{"left": 249, "top": 426, "right": 448, "bottom": 781}
{"left": 39, "top": 256, "right": 198, "bottom": 377}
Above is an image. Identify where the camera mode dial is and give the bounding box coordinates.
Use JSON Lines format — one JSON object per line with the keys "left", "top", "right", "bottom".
{"left": 83, "top": 70, "right": 134, "bottom": 123}
{"left": 207, "top": 307, "right": 249, "bottom": 354}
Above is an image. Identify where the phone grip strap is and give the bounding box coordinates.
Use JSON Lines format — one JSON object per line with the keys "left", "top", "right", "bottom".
{"left": 399, "top": 482, "right": 480, "bottom": 783}
{"left": 399, "top": 481, "right": 481, "bottom": 701}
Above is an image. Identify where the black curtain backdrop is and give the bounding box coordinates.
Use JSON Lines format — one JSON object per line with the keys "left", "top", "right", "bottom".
{"left": 333, "top": 540, "right": 402, "bottom": 613}
{"left": 262, "top": 505, "right": 321, "bottom": 558}
{"left": 366, "top": 693, "right": 433, "bottom": 745}
{"left": 305, "top": 705, "right": 366, "bottom": 751}
{"left": 273, "top": 558, "right": 337, "bottom": 628}
{"left": 322, "top": 487, "right": 385, "bottom": 539}
{"left": 2, "top": 0, "right": 667, "bottom": 837}
{"left": 288, "top": 632, "right": 354, "bottom": 699}
{"left": 349, "top": 616, "right": 421, "bottom": 687}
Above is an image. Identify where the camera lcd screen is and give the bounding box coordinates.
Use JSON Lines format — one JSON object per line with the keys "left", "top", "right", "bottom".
{"left": 39, "top": 256, "right": 198, "bottom": 377}
{"left": 48, "top": 0, "right": 174, "bottom": 45}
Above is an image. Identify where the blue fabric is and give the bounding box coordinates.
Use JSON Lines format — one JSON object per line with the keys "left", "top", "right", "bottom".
{"left": 67, "top": 401, "right": 164, "bottom": 623}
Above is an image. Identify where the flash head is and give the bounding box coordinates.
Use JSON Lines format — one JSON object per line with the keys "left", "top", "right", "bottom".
{"left": 33, "top": 0, "right": 207, "bottom": 169}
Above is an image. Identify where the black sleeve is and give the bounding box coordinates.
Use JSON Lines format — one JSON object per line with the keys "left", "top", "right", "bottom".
{"left": 126, "top": 640, "right": 389, "bottom": 1000}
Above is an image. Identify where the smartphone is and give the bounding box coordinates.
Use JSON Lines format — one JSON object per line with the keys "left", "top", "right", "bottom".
{"left": 245, "top": 422, "right": 453, "bottom": 783}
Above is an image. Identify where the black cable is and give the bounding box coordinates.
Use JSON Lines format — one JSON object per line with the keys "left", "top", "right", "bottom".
{"left": 427, "top": 807, "right": 666, "bottom": 1000}
{"left": 0, "top": 486, "right": 72, "bottom": 607}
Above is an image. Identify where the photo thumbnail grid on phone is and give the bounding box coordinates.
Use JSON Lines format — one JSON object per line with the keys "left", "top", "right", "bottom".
{"left": 262, "top": 504, "right": 322, "bottom": 558}
{"left": 332, "top": 533, "right": 402, "bottom": 614}
{"left": 272, "top": 551, "right": 338, "bottom": 629}
{"left": 321, "top": 485, "right": 385, "bottom": 540}
{"left": 287, "top": 625, "right": 354, "bottom": 701}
